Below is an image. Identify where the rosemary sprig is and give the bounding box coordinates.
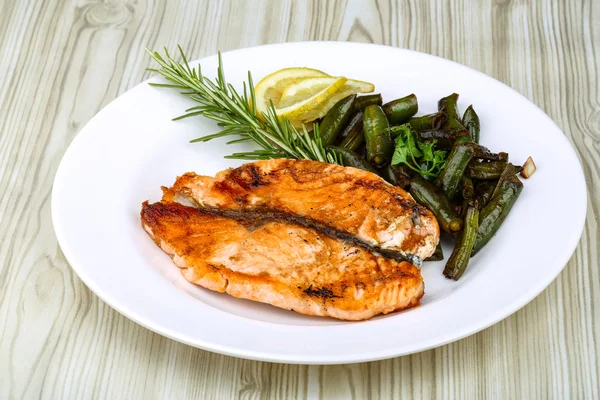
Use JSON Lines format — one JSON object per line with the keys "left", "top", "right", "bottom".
{"left": 145, "top": 46, "right": 341, "bottom": 164}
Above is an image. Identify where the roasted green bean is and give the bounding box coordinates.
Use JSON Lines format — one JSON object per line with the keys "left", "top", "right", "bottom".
{"left": 408, "top": 112, "right": 446, "bottom": 132}
{"left": 438, "top": 93, "right": 460, "bottom": 120}
{"left": 444, "top": 203, "right": 480, "bottom": 280}
{"left": 326, "top": 145, "right": 378, "bottom": 174}
{"left": 443, "top": 117, "right": 470, "bottom": 136}
{"left": 382, "top": 94, "right": 418, "bottom": 125}
{"left": 337, "top": 112, "right": 364, "bottom": 151}
{"left": 472, "top": 165, "right": 523, "bottom": 255}
{"left": 417, "top": 130, "right": 457, "bottom": 148}
{"left": 473, "top": 180, "right": 497, "bottom": 209}
{"left": 363, "top": 105, "right": 393, "bottom": 167}
{"left": 472, "top": 181, "right": 522, "bottom": 255}
{"left": 353, "top": 94, "right": 382, "bottom": 111}
{"left": 461, "top": 176, "right": 474, "bottom": 199}
{"left": 410, "top": 176, "right": 463, "bottom": 233}
{"left": 462, "top": 105, "right": 480, "bottom": 143}
{"left": 380, "top": 164, "right": 412, "bottom": 188}
{"left": 438, "top": 93, "right": 469, "bottom": 136}
{"left": 463, "top": 142, "right": 508, "bottom": 161}
{"left": 319, "top": 94, "right": 356, "bottom": 145}
{"left": 436, "top": 143, "right": 475, "bottom": 200}
{"left": 466, "top": 160, "right": 508, "bottom": 180}
{"left": 491, "top": 163, "right": 521, "bottom": 199}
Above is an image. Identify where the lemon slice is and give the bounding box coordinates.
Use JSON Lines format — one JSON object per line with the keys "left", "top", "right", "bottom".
{"left": 325, "top": 78, "right": 375, "bottom": 105}
{"left": 253, "top": 67, "right": 329, "bottom": 117}
{"left": 276, "top": 76, "right": 375, "bottom": 123}
{"left": 275, "top": 77, "right": 348, "bottom": 124}
{"left": 279, "top": 77, "right": 374, "bottom": 106}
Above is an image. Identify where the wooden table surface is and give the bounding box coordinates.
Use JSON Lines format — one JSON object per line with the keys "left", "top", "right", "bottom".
{"left": 1, "top": 0, "right": 598, "bottom": 398}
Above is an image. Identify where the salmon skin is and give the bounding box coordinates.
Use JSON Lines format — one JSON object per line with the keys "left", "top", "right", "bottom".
{"left": 141, "top": 201, "right": 424, "bottom": 321}
{"left": 162, "top": 159, "right": 440, "bottom": 264}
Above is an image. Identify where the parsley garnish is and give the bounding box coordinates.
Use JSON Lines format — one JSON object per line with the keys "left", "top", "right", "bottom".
{"left": 390, "top": 124, "right": 447, "bottom": 177}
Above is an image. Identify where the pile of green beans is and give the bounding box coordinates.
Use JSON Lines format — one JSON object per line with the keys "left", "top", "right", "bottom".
{"left": 318, "top": 92, "right": 530, "bottom": 280}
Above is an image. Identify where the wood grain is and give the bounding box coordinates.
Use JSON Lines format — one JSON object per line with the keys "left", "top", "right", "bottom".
{"left": 1, "top": 0, "right": 598, "bottom": 398}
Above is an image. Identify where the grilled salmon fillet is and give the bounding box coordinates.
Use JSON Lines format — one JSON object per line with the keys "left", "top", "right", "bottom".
{"left": 162, "top": 159, "right": 440, "bottom": 262}
{"left": 141, "top": 201, "right": 424, "bottom": 321}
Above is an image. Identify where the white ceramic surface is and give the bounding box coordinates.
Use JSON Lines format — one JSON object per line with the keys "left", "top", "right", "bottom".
{"left": 51, "top": 42, "right": 587, "bottom": 364}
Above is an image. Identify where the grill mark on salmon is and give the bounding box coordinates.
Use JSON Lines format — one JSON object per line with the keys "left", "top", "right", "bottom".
{"left": 163, "top": 159, "right": 440, "bottom": 262}
{"left": 141, "top": 201, "right": 425, "bottom": 321}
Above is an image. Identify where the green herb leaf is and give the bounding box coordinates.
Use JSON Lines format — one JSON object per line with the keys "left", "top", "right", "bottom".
{"left": 418, "top": 140, "right": 435, "bottom": 162}
{"left": 389, "top": 124, "right": 448, "bottom": 177}
{"left": 391, "top": 145, "right": 410, "bottom": 166}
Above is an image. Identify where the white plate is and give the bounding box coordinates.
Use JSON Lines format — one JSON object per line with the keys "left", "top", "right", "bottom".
{"left": 52, "top": 42, "right": 586, "bottom": 364}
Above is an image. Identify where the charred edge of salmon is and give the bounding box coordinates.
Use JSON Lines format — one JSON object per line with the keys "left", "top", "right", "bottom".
{"left": 179, "top": 205, "right": 423, "bottom": 266}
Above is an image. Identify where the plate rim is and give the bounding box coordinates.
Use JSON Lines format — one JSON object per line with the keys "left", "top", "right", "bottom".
{"left": 51, "top": 41, "right": 588, "bottom": 364}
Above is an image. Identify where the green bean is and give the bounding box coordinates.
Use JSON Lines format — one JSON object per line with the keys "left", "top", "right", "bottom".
{"left": 319, "top": 94, "right": 356, "bottom": 145}
{"left": 382, "top": 94, "right": 418, "bottom": 125}
{"left": 472, "top": 177, "right": 523, "bottom": 255}
{"left": 326, "top": 145, "right": 378, "bottom": 174}
{"left": 443, "top": 117, "right": 470, "bottom": 136}
{"left": 466, "top": 160, "right": 508, "bottom": 180}
{"left": 337, "top": 112, "right": 364, "bottom": 151}
{"left": 438, "top": 93, "right": 469, "bottom": 136}
{"left": 410, "top": 176, "right": 463, "bottom": 233}
{"left": 458, "top": 197, "right": 470, "bottom": 218}
{"left": 411, "top": 130, "right": 456, "bottom": 142}
{"left": 491, "top": 163, "right": 522, "bottom": 199}
{"left": 438, "top": 93, "right": 460, "bottom": 120}
{"left": 444, "top": 203, "right": 480, "bottom": 280}
{"left": 473, "top": 180, "right": 497, "bottom": 209}
{"left": 454, "top": 133, "right": 472, "bottom": 144}
{"left": 408, "top": 112, "right": 446, "bottom": 132}
{"left": 462, "top": 105, "right": 480, "bottom": 143}
{"left": 463, "top": 142, "right": 508, "bottom": 161}
{"left": 426, "top": 243, "right": 444, "bottom": 261}
{"left": 380, "top": 164, "right": 412, "bottom": 188}
{"left": 363, "top": 105, "right": 393, "bottom": 167}
{"left": 461, "top": 176, "right": 474, "bottom": 199}
{"left": 353, "top": 94, "right": 382, "bottom": 111}
{"left": 436, "top": 143, "right": 475, "bottom": 200}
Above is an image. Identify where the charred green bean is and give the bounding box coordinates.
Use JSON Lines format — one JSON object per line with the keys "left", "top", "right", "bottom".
{"left": 473, "top": 180, "right": 497, "bottom": 209}
{"left": 382, "top": 94, "right": 418, "bottom": 125}
{"left": 444, "top": 203, "right": 480, "bottom": 280}
{"left": 461, "top": 176, "right": 474, "bottom": 199}
{"left": 491, "top": 163, "right": 522, "bottom": 199}
{"left": 337, "top": 111, "right": 364, "bottom": 151}
{"left": 438, "top": 93, "right": 469, "bottom": 136}
{"left": 363, "top": 105, "right": 393, "bottom": 167}
{"left": 408, "top": 112, "right": 446, "bottom": 132}
{"left": 353, "top": 94, "right": 382, "bottom": 111}
{"left": 438, "top": 93, "right": 460, "bottom": 119}
{"left": 471, "top": 177, "right": 523, "bottom": 255}
{"left": 436, "top": 143, "right": 475, "bottom": 200}
{"left": 380, "top": 164, "right": 412, "bottom": 188}
{"left": 462, "top": 105, "right": 480, "bottom": 143}
{"left": 466, "top": 160, "right": 508, "bottom": 180}
{"left": 463, "top": 142, "right": 508, "bottom": 161}
{"left": 326, "top": 145, "right": 378, "bottom": 174}
{"left": 410, "top": 176, "right": 463, "bottom": 233}
{"left": 319, "top": 94, "right": 356, "bottom": 145}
